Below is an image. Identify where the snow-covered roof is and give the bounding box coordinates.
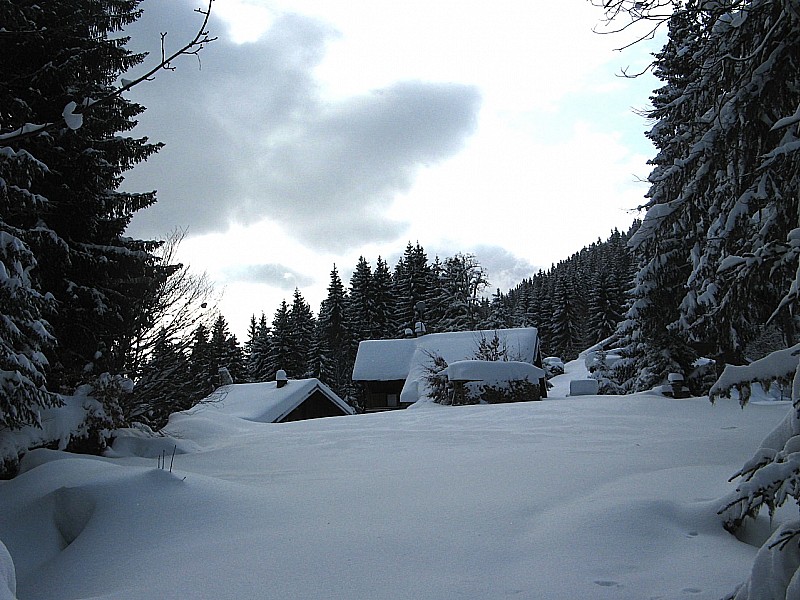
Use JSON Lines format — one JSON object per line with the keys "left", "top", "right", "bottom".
{"left": 352, "top": 328, "right": 540, "bottom": 382}
{"left": 194, "top": 379, "right": 354, "bottom": 423}
{"left": 351, "top": 338, "right": 419, "bottom": 381}
{"left": 352, "top": 328, "right": 541, "bottom": 404}
{"left": 442, "top": 360, "right": 545, "bottom": 383}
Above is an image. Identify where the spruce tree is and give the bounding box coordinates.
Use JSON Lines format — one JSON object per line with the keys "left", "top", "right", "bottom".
{"left": 6, "top": 1, "right": 165, "bottom": 388}
{"left": 586, "top": 272, "right": 624, "bottom": 345}
{"left": 208, "top": 315, "right": 245, "bottom": 383}
{"left": 0, "top": 0, "right": 177, "bottom": 432}
{"left": 482, "top": 289, "right": 513, "bottom": 330}
{"left": 316, "top": 266, "right": 353, "bottom": 398}
{"left": 348, "top": 257, "right": 374, "bottom": 343}
{"left": 268, "top": 300, "right": 292, "bottom": 379}
{"left": 371, "top": 256, "right": 395, "bottom": 339}
{"left": 392, "top": 243, "right": 433, "bottom": 335}
{"left": 549, "top": 276, "right": 583, "bottom": 361}
{"left": 614, "top": 1, "right": 800, "bottom": 391}
{"left": 286, "top": 288, "right": 315, "bottom": 378}
{"left": 188, "top": 323, "right": 215, "bottom": 402}
{"left": 246, "top": 313, "right": 271, "bottom": 382}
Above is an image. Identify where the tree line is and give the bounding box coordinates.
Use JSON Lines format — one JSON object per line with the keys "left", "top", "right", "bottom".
{"left": 138, "top": 228, "right": 637, "bottom": 423}
{"left": 0, "top": 0, "right": 638, "bottom": 449}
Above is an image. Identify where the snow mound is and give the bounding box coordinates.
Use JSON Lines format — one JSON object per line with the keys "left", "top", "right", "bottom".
{"left": 0, "top": 387, "right": 791, "bottom": 599}
{"left": 0, "top": 540, "right": 14, "bottom": 600}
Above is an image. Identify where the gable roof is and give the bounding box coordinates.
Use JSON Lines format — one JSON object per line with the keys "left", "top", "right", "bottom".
{"left": 352, "top": 328, "right": 541, "bottom": 404}
{"left": 199, "top": 379, "right": 354, "bottom": 423}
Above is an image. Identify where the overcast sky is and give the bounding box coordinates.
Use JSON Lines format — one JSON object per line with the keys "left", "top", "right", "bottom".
{"left": 121, "top": 0, "right": 662, "bottom": 339}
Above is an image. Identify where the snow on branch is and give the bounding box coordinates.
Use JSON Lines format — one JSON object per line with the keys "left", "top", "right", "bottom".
{"left": 710, "top": 344, "right": 800, "bottom": 406}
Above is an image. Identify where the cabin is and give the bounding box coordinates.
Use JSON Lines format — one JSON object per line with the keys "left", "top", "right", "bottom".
{"left": 351, "top": 327, "right": 546, "bottom": 411}
{"left": 205, "top": 378, "right": 355, "bottom": 423}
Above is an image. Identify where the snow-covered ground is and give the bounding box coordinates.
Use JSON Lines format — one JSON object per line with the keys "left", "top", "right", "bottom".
{"left": 0, "top": 360, "right": 792, "bottom": 600}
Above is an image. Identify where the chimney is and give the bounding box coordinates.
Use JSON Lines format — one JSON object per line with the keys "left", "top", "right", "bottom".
{"left": 218, "top": 366, "right": 233, "bottom": 386}
{"left": 276, "top": 369, "right": 287, "bottom": 389}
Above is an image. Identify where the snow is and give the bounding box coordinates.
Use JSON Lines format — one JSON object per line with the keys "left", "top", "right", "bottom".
{"left": 441, "top": 360, "right": 545, "bottom": 382}
{"left": 61, "top": 102, "right": 83, "bottom": 131}
{"left": 569, "top": 379, "right": 600, "bottom": 396}
{"left": 352, "top": 328, "right": 541, "bottom": 383}
{"left": 354, "top": 328, "right": 541, "bottom": 405}
{"left": 351, "top": 338, "right": 418, "bottom": 381}
{"left": 0, "top": 358, "right": 792, "bottom": 599}
{"left": 0, "top": 389, "right": 103, "bottom": 466}
{"left": 175, "top": 379, "right": 354, "bottom": 424}
{"left": 0, "top": 540, "right": 14, "bottom": 600}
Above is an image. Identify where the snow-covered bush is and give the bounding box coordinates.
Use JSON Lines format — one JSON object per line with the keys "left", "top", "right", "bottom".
{"left": 686, "top": 357, "right": 717, "bottom": 397}
{"left": 542, "top": 356, "right": 565, "bottom": 379}
{"left": 0, "top": 539, "right": 15, "bottom": 600}
{"left": 422, "top": 352, "right": 452, "bottom": 404}
{"left": 479, "top": 378, "right": 540, "bottom": 403}
{"left": 585, "top": 349, "right": 623, "bottom": 394}
{"left": 430, "top": 359, "right": 544, "bottom": 405}
{"left": 0, "top": 378, "right": 126, "bottom": 476}
{"left": 65, "top": 374, "right": 133, "bottom": 454}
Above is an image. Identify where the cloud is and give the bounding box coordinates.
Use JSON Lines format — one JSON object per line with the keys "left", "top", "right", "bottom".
{"left": 122, "top": 1, "right": 481, "bottom": 252}
{"left": 223, "top": 263, "right": 315, "bottom": 289}
{"left": 470, "top": 245, "right": 541, "bottom": 292}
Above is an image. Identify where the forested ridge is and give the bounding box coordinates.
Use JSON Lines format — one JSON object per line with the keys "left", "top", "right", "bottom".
{"left": 170, "top": 226, "right": 638, "bottom": 421}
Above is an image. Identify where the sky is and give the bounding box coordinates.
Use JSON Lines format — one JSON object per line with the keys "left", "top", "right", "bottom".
{"left": 121, "top": 0, "right": 664, "bottom": 339}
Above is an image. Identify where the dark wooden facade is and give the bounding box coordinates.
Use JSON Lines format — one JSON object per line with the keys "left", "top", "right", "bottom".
{"left": 362, "top": 380, "right": 410, "bottom": 412}
{"left": 280, "top": 389, "right": 353, "bottom": 422}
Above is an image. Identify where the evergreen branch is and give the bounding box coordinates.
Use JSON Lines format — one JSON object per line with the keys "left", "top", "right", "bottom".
{"left": 0, "top": 0, "right": 217, "bottom": 144}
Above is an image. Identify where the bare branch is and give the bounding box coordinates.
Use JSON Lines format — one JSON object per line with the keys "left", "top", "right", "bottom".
{"left": 0, "top": 0, "right": 216, "bottom": 144}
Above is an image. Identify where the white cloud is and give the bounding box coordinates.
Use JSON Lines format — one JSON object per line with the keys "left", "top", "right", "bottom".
{"left": 119, "top": 0, "right": 662, "bottom": 337}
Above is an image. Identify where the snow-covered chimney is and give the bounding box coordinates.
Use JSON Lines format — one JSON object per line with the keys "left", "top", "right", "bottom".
{"left": 276, "top": 369, "right": 287, "bottom": 389}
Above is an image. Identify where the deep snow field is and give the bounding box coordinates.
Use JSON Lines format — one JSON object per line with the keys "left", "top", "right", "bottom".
{"left": 0, "top": 360, "right": 792, "bottom": 600}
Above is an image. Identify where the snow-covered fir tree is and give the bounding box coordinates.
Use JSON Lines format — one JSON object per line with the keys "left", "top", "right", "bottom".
{"left": 347, "top": 257, "right": 374, "bottom": 343}
{"left": 315, "top": 266, "right": 353, "bottom": 399}
{"left": 188, "top": 323, "right": 215, "bottom": 403}
{"left": 0, "top": 0, "right": 178, "bottom": 434}
{"left": 392, "top": 243, "right": 433, "bottom": 335}
{"left": 209, "top": 315, "right": 245, "bottom": 384}
{"left": 0, "top": 227, "right": 58, "bottom": 429}
{"left": 549, "top": 275, "right": 584, "bottom": 361}
{"left": 371, "top": 256, "right": 395, "bottom": 339}
{"left": 268, "top": 300, "right": 292, "bottom": 380}
{"left": 245, "top": 313, "right": 271, "bottom": 382}
{"left": 286, "top": 288, "right": 315, "bottom": 378}
{"left": 615, "top": 0, "right": 799, "bottom": 392}
{"left": 481, "top": 289, "right": 514, "bottom": 330}
{"left": 595, "top": 0, "right": 800, "bottom": 594}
